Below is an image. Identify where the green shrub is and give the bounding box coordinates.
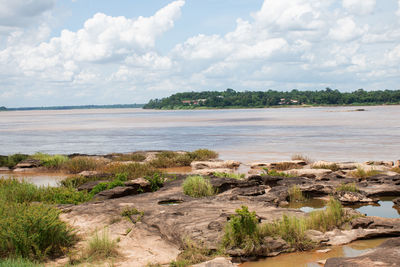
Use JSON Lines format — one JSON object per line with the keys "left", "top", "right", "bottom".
{"left": 0, "top": 258, "right": 43, "bottom": 267}
{"left": 222, "top": 206, "right": 260, "bottom": 252}
{"left": 0, "top": 200, "right": 76, "bottom": 261}
{"left": 60, "top": 175, "right": 103, "bottom": 188}
{"left": 0, "top": 154, "right": 29, "bottom": 168}
{"left": 149, "top": 152, "right": 192, "bottom": 168}
{"left": 63, "top": 156, "right": 106, "bottom": 174}
{"left": 182, "top": 176, "right": 215, "bottom": 198}
{"left": 213, "top": 172, "right": 245, "bottom": 180}
{"left": 90, "top": 179, "right": 124, "bottom": 196}
{"left": 84, "top": 229, "right": 118, "bottom": 262}
{"left": 145, "top": 173, "right": 165, "bottom": 191}
{"left": 336, "top": 182, "right": 359, "bottom": 193}
{"left": 288, "top": 185, "right": 304, "bottom": 202}
{"left": 30, "top": 153, "right": 69, "bottom": 169}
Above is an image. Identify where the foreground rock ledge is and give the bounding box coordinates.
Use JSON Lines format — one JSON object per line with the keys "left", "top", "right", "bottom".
{"left": 324, "top": 237, "right": 400, "bottom": 267}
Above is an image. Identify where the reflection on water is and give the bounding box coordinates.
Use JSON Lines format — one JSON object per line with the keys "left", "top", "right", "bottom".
{"left": 284, "top": 198, "right": 326, "bottom": 213}
{"left": 241, "top": 238, "right": 387, "bottom": 267}
{"left": 1, "top": 106, "right": 400, "bottom": 163}
{"left": 0, "top": 173, "right": 67, "bottom": 187}
{"left": 349, "top": 197, "right": 400, "bottom": 218}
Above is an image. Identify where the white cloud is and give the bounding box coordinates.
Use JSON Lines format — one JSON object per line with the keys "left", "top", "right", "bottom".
{"left": 329, "top": 17, "right": 366, "bottom": 42}
{"left": 342, "top": 0, "right": 376, "bottom": 15}
{"left": 0, "top": 0, "right": 55, "bottom": 29}
{"left": 397, "top": 0, "right": 400, "bottom": 16}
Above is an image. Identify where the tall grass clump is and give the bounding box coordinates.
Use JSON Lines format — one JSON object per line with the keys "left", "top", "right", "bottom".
{"left": 182, "top": 176, "right": 214, "bottom": 198}
{"left": 291, "top": 154, "right": 313, "bottom": 164}
{"left": 62, "top": 156, "right": 106, "bottom": 174}
{"left": 83, "top": 229, "right": 118, "bottom": 262}
{"left": 103, "top": 162, "right": 159, "bottom": 179}
{"left": 348, "top": 167, "right": 381, "bottom": 178}
{"left": 312, "top": 163, "right": 340, "bottom": 171}
{"left": 188, "top": 149, "right": 218, "bottom": 161}
{"left": 306, "top": 198, "right": 344, "bottom": 232}
{"left": 213, "top": 172, "right": 245, "bottom": 180}
{"left": 288, "top": 185, "right": 304, "bottom": 202}
{"left": 30, "top": 153, "right": 69, "bottom": 169}
{"left": 0, "top": 154, "right": 29, "bottom": 168}
{"left": 149, "top": 151, "right": 192, "bottom": 168}
{"left": 173, "top": 239, "right": 214, "bottom": 266}
{"left": 263, "top": 168, "right": 294, "bottom": 177}
{"left": 222, "top": 206, "right": 260, "bottom": 252}
{"left": 336, "top": 182, "right": 359, "bottom": 193}
{"left": 0, "top": 200, "right": 76, "bottom": 261}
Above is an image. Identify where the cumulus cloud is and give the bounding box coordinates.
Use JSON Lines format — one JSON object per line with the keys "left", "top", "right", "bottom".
{"left": 1, "top": 0, "right": 400, "bottom": 106}
{"left": 342, "top": 0, "right": 376, "bottom": 15}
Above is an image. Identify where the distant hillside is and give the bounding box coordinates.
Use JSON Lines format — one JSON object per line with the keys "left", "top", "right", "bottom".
{"left": 143, "top": 88, "right": 400, "bottom": 109}
{"left": 3, "top": 104, "right": 144, "bottom": 111}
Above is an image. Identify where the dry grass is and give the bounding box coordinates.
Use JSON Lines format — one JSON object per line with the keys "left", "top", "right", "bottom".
{"left": 291, "top": 154, "right": 313, "bottom": 164}
{"left": 83, "top": 229, "right": 119, "bottom": 262}
{"left": 63, "top": 156, "right": 107, "bottom": 174}
{"left": 274, "top": 162, "right": 302, "bottom": 171}
{"left": 288, "top": 185, "right": 304, "bottom": 202}
{"left": 391, "top": 167, "right": 400, "bottom": 174}
{"left": 336, "top": 182, "right": 359, "bottom": 192}
{"left": 312, "top": 163, "right": 340, "bottom": 172}
{"left": 110, "top": 152, "right": 146, "bottom": 162}
{"left": 348, "top": 167, "right": 381, "bottom": 178}
{"left": 102, "top": 162, "right": 159, "bottom": 179}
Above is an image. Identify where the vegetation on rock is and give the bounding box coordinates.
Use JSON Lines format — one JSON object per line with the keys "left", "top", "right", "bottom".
{"left": 182, "top": 176, "right": 215, "bottom": 198}
{"left": 336, "top": 183, "right": 360, "bottom": 193}
{"left": 349, "top": 167, "right": 381, "bottom": 178}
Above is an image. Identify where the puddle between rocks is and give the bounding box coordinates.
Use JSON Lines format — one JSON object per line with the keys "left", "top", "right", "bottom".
{"left": 241, "top": 238, "right": 387, "bottom": 267}
{"left": 348, "top": 196, "right": 400, "bottom": 218}
{"left": 283, "top": 198, "right": 327, "bottom": 213}
{"left": 158, "top": 199, "right": 184, "bottom": 206}
{"left": 0, "top": 172, "right": 67, "bottom": 187}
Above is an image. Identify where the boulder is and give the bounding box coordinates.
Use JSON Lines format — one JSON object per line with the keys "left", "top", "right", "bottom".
{"left": 250, "top": 160, "right": 307, "bottom": 170}
{"left": 325, "top": 237, "right": 400, "bottom": 267}
{"left": 258, "top": 237, "right": 290, "bottom": 256}
{"left": 191, "top": 161, "right": 240, "bottom": 170}
{"left": 351, "top": 217, "right": 374, "bottom": 229}
{"left": 192, "top": 257, "right": 238, "bottom": 267}
{"left": 305, "top": 230, "right": 329, "bottom": 244}
{"left": 335, "top": 191, "right": 376, "bottom": 204}
{"left": 124, "top": 178, "right": 152, "bottom": 192}
{"left": 78, "top": 180, "right": 109, "bottom": 191}
{"left": 393, "top": 197, "right": 400, "bottom": 208}
{"left": 78, "top": 170, "right": 100, "bottom": 177}
{"left": 94, "top": 186, "right": 136, "bottom": 200}
{"left": 15, "top": 159, "right": 42, "bottom": 168}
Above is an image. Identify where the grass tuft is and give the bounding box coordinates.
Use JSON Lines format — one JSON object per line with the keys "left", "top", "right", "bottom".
{"left": 83, "top": 229, "right": 119, "bottom": 262}
{"left": 291, "top": 154, "right": 313, "bottom": 164}
{"left": 213, "top": 172, "right": 245, "bottom": 180}
{"left": 312, "top": 163, "right": 340, "bottom": 171}
{"left": 30, "top": 153, "right": 69, "bottom": 169}
{"left": 336, "top": 182, "right": 359, "bottom": 192}
{"left": 103, "top": 162, "right": 159, "bottom": 180}
{"left": 348, "top": 167, "right": 381, "bottom": 178}
{"left": 63, "top": 156, "right": 106, "bottom": 174}
{"left": 111, "top": 152, "right": 146, "bottom": 162}
{"left": 182, "top": 176, "right": 215, "bottom": 198}
{"left": 288, "top": 185, "right": 304, "bottom": 202}
{"left": 263, "top": 168, "right": 294, "bottom": 177}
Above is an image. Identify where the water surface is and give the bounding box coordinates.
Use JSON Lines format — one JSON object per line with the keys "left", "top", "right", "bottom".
{"left": 1, "top": 106, "right": 399, "bottom": 163}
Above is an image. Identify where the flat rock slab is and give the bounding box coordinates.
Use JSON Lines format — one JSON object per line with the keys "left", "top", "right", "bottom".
{"left": 193, "top": 257, "right": 238, "bottom": 267}
{"left": 191, "top": 160, "right": 241, "bottom": 170}
{"left": 325, "top": 237, "right": 400, "bottom": 267}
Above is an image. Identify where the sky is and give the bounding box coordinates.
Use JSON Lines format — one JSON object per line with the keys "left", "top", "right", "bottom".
{"left": 1, "top": 0, "right": 400, "bottom": 107}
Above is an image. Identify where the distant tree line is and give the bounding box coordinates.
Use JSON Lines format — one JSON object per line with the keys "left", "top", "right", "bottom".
{"left": 3, "top": 104, "right": 144, "bottom": 111}
{"left": 143, "top": 88, "right": 400, "bottom": 109}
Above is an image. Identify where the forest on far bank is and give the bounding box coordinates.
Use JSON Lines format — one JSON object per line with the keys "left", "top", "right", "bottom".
{"left": 143, "top": 88, "right": 400, "bottom": 109}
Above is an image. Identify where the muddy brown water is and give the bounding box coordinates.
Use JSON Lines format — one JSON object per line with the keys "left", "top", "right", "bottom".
{"left": 0, "top": 172, "right": 67, "bottom": 186}
{"left": 241, "top": 238, "right": 387, "bottom": 267}
{"left": 1, "top": 106, "right": 400, "bottom": 163}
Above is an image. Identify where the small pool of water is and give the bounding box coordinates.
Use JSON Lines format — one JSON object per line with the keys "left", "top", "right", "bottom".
{"left": 284, "top": 198, "right": 326, "bottom": 213}
{"left": 241, "top": 238, "right": 387, "bottom": 267}
{"left": 349, "top": 197, "right": 400, "bottom": 218}
{"left": 0, "top": 172, "right": 67, "bottom": 187}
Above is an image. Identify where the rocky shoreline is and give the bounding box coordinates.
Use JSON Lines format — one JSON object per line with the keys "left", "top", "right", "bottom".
{"left": 1, "top": 152, "right": 400, "bottom": 266}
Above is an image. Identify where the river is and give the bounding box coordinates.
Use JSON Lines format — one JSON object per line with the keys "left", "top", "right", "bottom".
{"left": 1, "top": 106, "right": 399, "bottom": 163}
